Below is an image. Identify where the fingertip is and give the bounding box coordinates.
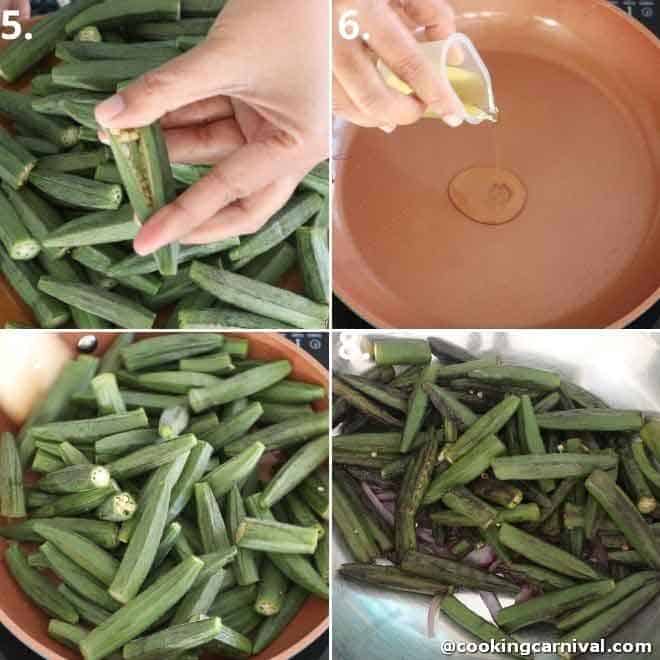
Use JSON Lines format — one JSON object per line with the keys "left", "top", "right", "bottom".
{"left": 132, "top": 239, "right": 151, "bottom": 256}
{"left": 442, "top": 113, "right": 464, "bottom": 128}
{"left": 95, "top": 94, "right": 126, "bottom": 128}
{"left": 133, "top": 225, "right": 159, "bottom": 256}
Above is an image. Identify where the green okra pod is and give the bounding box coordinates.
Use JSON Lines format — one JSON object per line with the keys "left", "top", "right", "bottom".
{"left": 167, "top": 440, "right": 213, "bottom": 523}
{"left": 332, "top": 377, "right": 401, "bottom": 427}
{"left": 40, "top": 541, "right": 121, "bottom": 612}
{"left": 5, "top": 543, "right": 79, "bottom": 623}
{"left": 471, "top": 478, "right": 522, "bottom": 509}
{"left": 371, "top": 338, "right": 431, "bottom": 365}
{"left": 121, "top": 333, "right": 224, "bottom": 371}
{"left": 253, "top": 379, "right": 325, "bottom": 403}
{"left": 255, "top": 560, "right": 288, "bottom": 616}
{"left": 401, "top": 361, "right": 441, "bottom": 452}
{"left": 424, "top": 434, "right": 506, "bottom": 505}
{"left": 203, "top": 441, "right": 265, "bottom": 498}
{"left": 91, "top": 373, "right": 126, "bottom": 416}
{"left": 79, "top": 556, "right": 204, "bottom": 660}
{"left": 620, "top": 443, "right": 656, "bottom": 513}
{"left": 236, "top": 517, "right": 318, "bottom": 555}
{"left": 190, "top": 261, "right": 329, "bottom": 329}
{"left": 252, "top": 585, "right": 309, "bottom": 654}
{"left": 586, "top": 469, "right": 660, "bottom": 571}
{"left": 105, "top": 434, "right": 196, "bottom": 480}
{"left": 260, "top": 435, "right": 329, "bottom": 508}
{"left": 492, "top": 453, "right": 618, "bottom": 481}
{"left": 18, "top": 355, "right": 99, "bottom": 467}
{"left": 558, "top": 580, "right": 660, "bottom": 660}
{"left": 396, "top": 432, "right": 438, "bottom": 560}
{"left": 34, "top": 521, "right": 119, "bottom": 586}
{"left": 442, "top": 395, "right": 520, "bottom": 464}
{"left": 189, "top": 360, "right": 291, "bottom": 412}
{"left": 438, "top": 595, "right": 524, "bottom": 658}
{"left": 536, "top": 409, "right": 644, "bottom": 432}
{"left": 245, "top": 492, "right": 328, "bottom": 598}
{"left": 424, "top": 382, "right": 478, "bottom": 431}
{"left": 38, "top": 464, "right": 110, "bottom": 493}
{"left": 338, "top": 373, "right": 408, "bottom": 413}
{"left": 123, "top": 617, "right": 223, "bottom": 660}
{"left": 195, "top": 482, "right": 231, "bottom": 554}
{"left": 334, "top": 469, "right": 392, "bottom": 554}
{"left": 227, "top": 483, "right": 260, "bottom": 586}
{"left": 57, "top": 583, "right": 111, "bottom": 626}
{"left": 441, "top": 487, "right": 498, "bottom": 529}
{"left": 557, "top": 571, "right": 660, "bottom": 631}
{"left": 516, "top": 394, "right": 555, "bottom": 492}
{"left": 96, "top": 492, "right": 137, "bottom": 522}
{"left": 468, "top": 365, "right": 561, "bottom": 392}
{"left": 400, "top": 550, "right": 518, "bottom": 594}
{"left": 0, "top": 432, "right": 26, "bottom": 518}
{"left": 224, "top": 411, "right": 328, "bottom": 456}
{"left": 498, "top": 523, "right": 601, "bottom": 580}
{"left": 171, "top": 571, "right": 224, "bottom": 625}
{"left": 339, "top": 563, "right": 451, "bottom": 596}
{"left": 496, "top": 580, "right": 615, "bottom": 632}
{"left": 32, "top": 486, "right": 118, "bottom": 518}
{"left": 229, "top": 192, "right": 323, "bottom": 263}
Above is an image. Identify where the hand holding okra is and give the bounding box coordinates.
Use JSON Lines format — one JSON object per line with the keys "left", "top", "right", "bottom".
{"left": 333, "top": 0, "right": 464, "bottom": 130}
{"left": 95, "top": 0, "right": 329, "bottom": 252}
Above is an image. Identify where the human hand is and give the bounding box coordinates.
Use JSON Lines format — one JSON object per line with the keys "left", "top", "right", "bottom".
{"left": 95, "top": 0, "right": 329, "bottom": 252}
{"left": 333, "top": 0, "right": 463, "bottom": 130}
{"left": 0, "top": 0, "right": 30, "bottom": 18}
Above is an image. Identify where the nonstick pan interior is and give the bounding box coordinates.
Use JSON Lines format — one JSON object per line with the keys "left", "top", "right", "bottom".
{"left": 333, "top": 0, "right": 660, "bottom": 328}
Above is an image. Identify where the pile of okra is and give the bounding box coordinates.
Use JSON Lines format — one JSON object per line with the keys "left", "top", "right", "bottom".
{"left": 0, "top": 0, "right": 329, "bottom": 330}
{"left": 333, "top": 336, "right": 660, "bottom": 660}
{"left": 0, "top": 333, "right": 329, "bottom": 659}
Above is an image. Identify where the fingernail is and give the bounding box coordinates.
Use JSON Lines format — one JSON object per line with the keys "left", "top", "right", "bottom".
{"left": 442, "top": 113, "right": 464, "bottom": 128}
{"left": 133, "top": 226, "right": 158, "bottom": 256}
{"left": 95, "top": 94, "right": 126, "bottom": 126}
{"left": 379, "top": 124, "right": 396, "bottom": 134}
{"left": 132, "top": 238, "right": 152, "bottom": 256}
{"left": 97, "top": 130, "right": 109, "bottom": 145}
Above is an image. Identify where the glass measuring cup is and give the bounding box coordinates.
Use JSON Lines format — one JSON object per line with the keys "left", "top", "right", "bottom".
{"left": 377, "top": 33, "right": 498, "bottom": 125}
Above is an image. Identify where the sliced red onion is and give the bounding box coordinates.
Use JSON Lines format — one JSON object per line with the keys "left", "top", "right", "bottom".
{"left": 375, "top": 491, "right": 398, "bottom": 502}
{"left": 346, "top": 468, "right": 394, "bottom": 489}
{"left": 590, "top": 537, "right": 609, "bottom": 571}
{"left": 361, "top": 481, "right": 395, "bottom": 526}
{"left": 465, "top": 545, "right": 496, "bottom": 568}
{"left": 427, "top": 594, "right": 443, "bottom": 638}
{"left": 416, "top": 527, "right": 436, "bottom": 545}
{"left": 479, "top": 591, "right": 502, "bottom": 620}
{"left": 515, "top": 584, "right": 536, "bottom": 604}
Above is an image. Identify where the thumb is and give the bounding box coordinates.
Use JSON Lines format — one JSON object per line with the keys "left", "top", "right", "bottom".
{"left": 95, "top": 40, "right": 234, "bottom": 129}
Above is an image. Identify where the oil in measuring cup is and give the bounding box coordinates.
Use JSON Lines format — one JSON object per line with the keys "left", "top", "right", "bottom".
{"left": 377, "top": 34, "right": 499, "bottom": 125}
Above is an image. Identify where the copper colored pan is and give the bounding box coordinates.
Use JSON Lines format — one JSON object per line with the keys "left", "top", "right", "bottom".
{"left": 333, "top": 0, "right": 660, "bottom": 328}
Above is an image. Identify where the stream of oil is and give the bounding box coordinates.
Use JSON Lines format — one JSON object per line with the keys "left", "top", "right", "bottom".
{"left": 448, "top": 117, "right": 527, "bottom": 226}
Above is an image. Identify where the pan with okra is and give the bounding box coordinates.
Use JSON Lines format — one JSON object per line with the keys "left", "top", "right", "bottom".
{"left": 333, "top": 334, "right": 660, "bottom": 660}
{"left": 0, "top": 331, "right": 329, "bottom": 659}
